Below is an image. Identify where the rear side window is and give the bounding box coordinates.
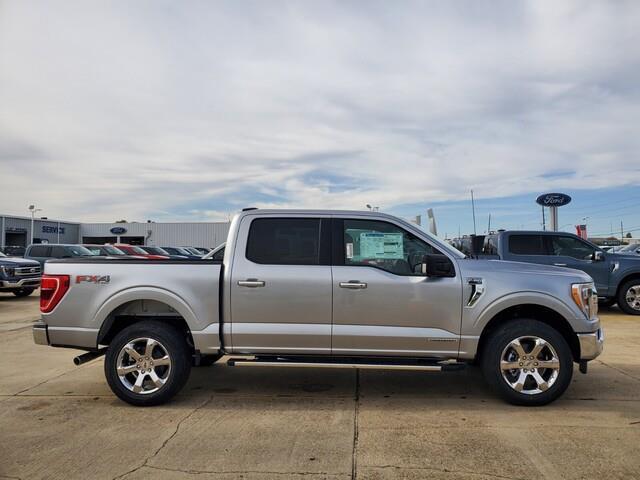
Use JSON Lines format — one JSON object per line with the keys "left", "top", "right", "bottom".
{"left": 51, "top": 246, "right": 66, "bottom": 258}
{"left": 29, "top": 246, "right": 49, "bottom": 257}
{"left": 508, "top": 235, "right": 547, "bottom": 255}
{"left": 246, "top": 218, "right": 323, "bottom": 265}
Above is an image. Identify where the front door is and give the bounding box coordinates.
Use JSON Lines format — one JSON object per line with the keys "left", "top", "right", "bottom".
{"left": 230, "top": 215, "right": 332, "bottom": 354}
{"left": 331, "top": 217, "right": 462, "bottom": 357}
{"left": 546, "top": 234, "right": 611, "bottom": 296}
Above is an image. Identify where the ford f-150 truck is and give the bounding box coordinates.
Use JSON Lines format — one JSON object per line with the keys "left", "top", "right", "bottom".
{"left": 454, "top": 231, "right": 640, "bottom": 315}
{"left": 0, "top": 251, "right": 41, "bottom": 296}
{"left": 33, "top": 209, "right": 603, "bottom": 406}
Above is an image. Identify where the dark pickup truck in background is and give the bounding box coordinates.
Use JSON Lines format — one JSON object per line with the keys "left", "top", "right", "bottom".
{"left": 0, "top": 251, "right": 41, "bottom": 297}
{"left": 452, "top": 230, "right": 640, "bottom": 315}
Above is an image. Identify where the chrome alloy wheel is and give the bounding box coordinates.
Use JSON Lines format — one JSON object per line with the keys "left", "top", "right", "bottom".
{"left": 625, "top": 284, "right": 640, "bottom": 311}
{"left": 116, "top": 337, "right": 172, "bottom": 394}
{"left": 500, "top": 336, "right": 560, "bottom": 395}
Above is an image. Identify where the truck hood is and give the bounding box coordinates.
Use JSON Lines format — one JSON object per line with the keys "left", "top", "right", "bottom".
{"left": 0, "top": 257, "right": 41, "bottom": 267}
{"left": 459, "top": 258, "right": 593, "bottom": 282}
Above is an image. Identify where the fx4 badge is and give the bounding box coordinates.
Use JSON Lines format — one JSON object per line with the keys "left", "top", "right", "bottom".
{"left": 76, "top": 275, "right": 110, "bottom": 284}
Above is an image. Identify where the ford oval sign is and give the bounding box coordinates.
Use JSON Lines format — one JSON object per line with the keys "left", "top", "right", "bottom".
{"left": 536, "top": 193, "right": 572, "bottom": 207}
{"left": 110, "top": 227, "right": 127, "bottom": 235}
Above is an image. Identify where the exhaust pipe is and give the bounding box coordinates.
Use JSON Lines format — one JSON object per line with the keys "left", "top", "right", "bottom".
{"left": 73, "top": 348, "right": 107, "bottom": 366}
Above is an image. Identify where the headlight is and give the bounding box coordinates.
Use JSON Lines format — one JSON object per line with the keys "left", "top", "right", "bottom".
{"left": 1, "top": 266, "right": 15, "bottom": 277}
{"left": 572, "top": 282, "right": 598, "bottom": 319}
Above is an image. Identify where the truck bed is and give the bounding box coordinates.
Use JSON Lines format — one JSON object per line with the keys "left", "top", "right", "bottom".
{"left": 42, "top": 258, "right": 222, "bottom": 353}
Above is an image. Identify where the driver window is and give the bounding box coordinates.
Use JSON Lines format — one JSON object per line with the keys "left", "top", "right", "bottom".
{"left": 343, "top": 219, "right": 441, "bottom": 275}
{"left": 550, "top": 236, "right": 595, "bottom": 260}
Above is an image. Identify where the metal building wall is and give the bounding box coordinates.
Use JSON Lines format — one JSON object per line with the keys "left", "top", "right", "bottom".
{"left": 80, "top": 222, "right": 230, "bottom": 248}
{"left": 1, "top": 215, "right": 80, "bottom": 247}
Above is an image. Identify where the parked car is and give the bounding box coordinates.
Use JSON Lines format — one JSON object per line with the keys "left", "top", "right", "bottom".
{"left": 181, "top": 246, "right": 205, "bottom": 256}
{"left": 25, "top": 244, "right": 97, "bottom": 268}
{"left": 465, "top": 231, "right": 640, "bottom": 314}
{"left": 34, "top": 209, "right": 602, "bottom": 407}
{"left": 160, "top": 247, "right": 202, "bottom": 259}
{"left": 83, "top": 244, "right": 130, "bottom": 257}
{"left": 137, "top": 246, "right": 187, "bottom": 259}
{"left": 203, "top": 242, "right": 225, "bottom": 261}
{"left": 114, "top": 244, "right": 169, "bottom": 260}
{"left": 614, "top": 243, "right": 640, "bottom": 256}
{"left": 192, "top": 247, "right": 211, "bottom": 255}
{"left": 0, "top": 250, "right": 41, "bottom": 297}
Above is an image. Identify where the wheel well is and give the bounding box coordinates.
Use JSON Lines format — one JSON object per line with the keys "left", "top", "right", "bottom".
{"left": 97, "top": 299, "right": 194, "bottom": 353}
{"left": 616, "top": 273, "right": 640, "bottom": 297}
{"left": 476, "top": 304, "right": 580, "bottom": 363}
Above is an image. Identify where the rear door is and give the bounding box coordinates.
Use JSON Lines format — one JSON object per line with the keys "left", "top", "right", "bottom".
{"left": 331, "top": 217, "right": 462, "bottom": 357}
{"left": 229, "top": 215, "right": 332, "bottom": 354}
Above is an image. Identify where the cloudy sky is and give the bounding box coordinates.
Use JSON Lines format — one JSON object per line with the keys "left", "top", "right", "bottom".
{"left": 1, "top": 1, "right": 639, "bottom": 237}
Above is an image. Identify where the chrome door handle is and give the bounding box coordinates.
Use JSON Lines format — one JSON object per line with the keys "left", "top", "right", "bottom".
{"left": 237, "top": 279, "right": 265, "bottom": 288}
{"left": 553, "top": 263, "right": 567, "bottom": 267}
{"left": 339, "top": 281, "right": 367, "bottom": 289}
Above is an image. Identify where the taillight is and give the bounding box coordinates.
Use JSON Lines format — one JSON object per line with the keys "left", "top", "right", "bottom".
{"left": 40, "top": 274, "right": 70, "bottom": 313}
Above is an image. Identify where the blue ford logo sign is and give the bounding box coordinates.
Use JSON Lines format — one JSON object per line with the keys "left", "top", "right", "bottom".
{"left": 110, "top": 227, "right": 127, "bottom": 235}
{"left": 536, "top": 193, "right": 572, "bottom": 207}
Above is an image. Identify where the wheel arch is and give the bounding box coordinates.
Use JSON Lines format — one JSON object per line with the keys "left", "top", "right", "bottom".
{"left": 476, "top": 303, "right": 581, "bottom": 363}
{"left": 95, "top": 287, "right": 197, "bottom": 347}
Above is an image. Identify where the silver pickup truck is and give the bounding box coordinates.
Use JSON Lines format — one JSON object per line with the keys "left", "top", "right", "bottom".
{"left": 33, "top": 209, "right": 603, "bottom": 406}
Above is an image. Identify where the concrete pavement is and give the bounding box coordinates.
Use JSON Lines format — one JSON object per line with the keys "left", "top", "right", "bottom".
{"left": 1, "top": 292, "right": 639, "bottom": 480}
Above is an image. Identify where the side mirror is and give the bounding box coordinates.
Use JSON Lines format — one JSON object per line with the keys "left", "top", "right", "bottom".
{"left": 593, "top": 251, "right": 604, "bottom": 262}
{"left": 421, "top": 254, "right": 455, "bottom": 277}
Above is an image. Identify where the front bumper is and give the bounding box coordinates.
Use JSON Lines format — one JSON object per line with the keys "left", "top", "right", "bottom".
{"left": 577, "top": 327, "right": 604, "bottom": 360}
{"left": 33, "top": 322, "right": 49, "bottom": 345}
{"left": 1, "top": 277, "right": 41, "bottom": 290}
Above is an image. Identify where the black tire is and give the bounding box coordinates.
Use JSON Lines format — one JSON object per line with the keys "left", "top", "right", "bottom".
{"left": 194, "top": 354, "right": 222, "bottom": 367}
{"left": 104, "top": 320, "right": 192, "bottom": 406}
{"left": 598, "top": 298, "right": 616, "bottom": 308}
{"left": 13, "top": 288, "right": 35, "bottom": 297}
{"left": 617, "top": 279, "right": 640, "bottom": 315}
{"left": 481, "top": 319, "right": 573, "bottom": 406}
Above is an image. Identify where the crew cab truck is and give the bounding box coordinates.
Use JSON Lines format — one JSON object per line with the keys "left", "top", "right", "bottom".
{"left": 33, "top": 210, "right": 603, "bottom": 406}
{"left": 0, "top": 251, "right": 41, "bottom": 296}
{"left": 467, "top": 231, "right": 640, "bottom": 315}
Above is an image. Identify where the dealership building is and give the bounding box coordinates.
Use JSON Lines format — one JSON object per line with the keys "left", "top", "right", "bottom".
{"left": 0, "top": 214, "right": 230, "bottom": 250}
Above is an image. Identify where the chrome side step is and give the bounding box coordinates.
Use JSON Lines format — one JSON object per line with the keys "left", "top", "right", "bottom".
{"left": 226, "top": 358, "right": 465, "bottom": 372}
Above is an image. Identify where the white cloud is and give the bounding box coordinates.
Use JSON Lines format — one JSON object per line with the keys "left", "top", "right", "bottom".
{"left": 0, "top": 0, "right": 639, "bottom": 222}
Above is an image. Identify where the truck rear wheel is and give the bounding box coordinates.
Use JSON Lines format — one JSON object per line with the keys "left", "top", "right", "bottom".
{"left": 104, "top": 320, "right": 191, "bottom": 406}
{"left": 482, "top": 319, "right": 573, "bottom": 406}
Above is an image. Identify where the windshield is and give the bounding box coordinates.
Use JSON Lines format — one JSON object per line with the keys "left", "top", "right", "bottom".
{"left": 620, "top": 243, "right": 640, "bottom": 252}
{"left": 128, "top": 246, "right": 148, "bottom": 255}
{"left": 143, "top": 246, "right": 169, "bottom": 255}
{"left": 103, "top": 246, "right": 126, "bottom": 255}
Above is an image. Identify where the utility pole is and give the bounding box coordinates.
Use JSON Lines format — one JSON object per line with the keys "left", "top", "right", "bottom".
{"left": 487, "top": 213, "right": 491, "bottom": 234}
{"left": 470, "top": 190, "right": 477, "bottom": 235}
{"left": 621, "top": 221, "right": 624, "bottom": 240}
{"left": 542, "top": 206, "right": 546, "bottom": 231}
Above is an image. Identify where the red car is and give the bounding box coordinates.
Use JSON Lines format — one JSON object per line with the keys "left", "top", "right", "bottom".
{"left": 114, "top": 244, "right": 169, "bottom": 260}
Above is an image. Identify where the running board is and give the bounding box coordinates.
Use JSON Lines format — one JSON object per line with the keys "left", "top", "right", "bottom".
{"left": 226, "top": 357, "right": 466, "bottom": 372}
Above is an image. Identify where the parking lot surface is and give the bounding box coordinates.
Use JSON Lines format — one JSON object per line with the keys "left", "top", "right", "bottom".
{"left": 1, "top": 292, "right": 639, "bottom": 480}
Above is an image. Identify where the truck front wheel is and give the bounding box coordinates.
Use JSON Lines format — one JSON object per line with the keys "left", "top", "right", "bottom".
{"left": 482, "top": 319, "right": 573, "bottom": 406}
{"left": 104, "top": 320, "right": 192, "bottom": 406}
{"left": 617, "top": 280, "right": 640, "bottom": 315}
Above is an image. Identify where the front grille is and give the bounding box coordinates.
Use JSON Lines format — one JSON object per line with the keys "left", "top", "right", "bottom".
{"left": 15, "top": 265, "right": 41, "bottom": 276}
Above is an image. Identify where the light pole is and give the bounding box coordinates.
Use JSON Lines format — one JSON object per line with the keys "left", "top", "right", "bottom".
{"left": 28, "top": 205, "right": 42, "bottom": 245}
